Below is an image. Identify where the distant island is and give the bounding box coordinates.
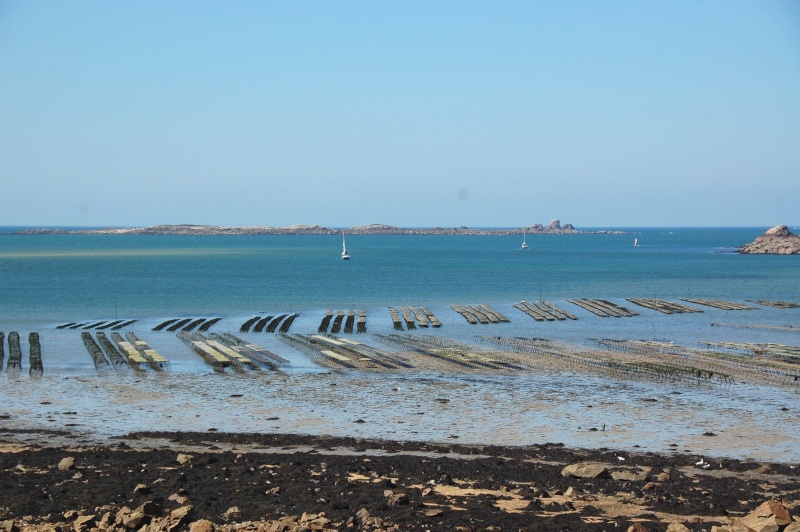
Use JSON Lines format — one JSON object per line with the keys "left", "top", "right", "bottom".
{"left": 739, "top": 225, "right": 800, "bottom": 255}
{"left": 17, "top": 219, "right": 623, "bottom": 236}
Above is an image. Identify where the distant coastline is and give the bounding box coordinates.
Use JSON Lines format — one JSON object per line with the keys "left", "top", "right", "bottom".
{"left": 14, "top": 219, "right": 624, "bottom": 236}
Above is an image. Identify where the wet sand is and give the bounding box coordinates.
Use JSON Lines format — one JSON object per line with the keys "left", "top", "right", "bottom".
{"left": 2, "top": 368, "right": 799, "bottom": 463}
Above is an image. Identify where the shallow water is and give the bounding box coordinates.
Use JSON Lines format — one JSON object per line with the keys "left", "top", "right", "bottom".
{"left": 0, "top": 228, "right": 798, "bottom": 462}
{"left": 3, "top": 364, "right": 798, "bottom": 463}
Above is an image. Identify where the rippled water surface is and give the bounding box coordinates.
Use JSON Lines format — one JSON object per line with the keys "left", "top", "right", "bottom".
{"left": 1, "top": 228, "right": 798, "bottom": 461}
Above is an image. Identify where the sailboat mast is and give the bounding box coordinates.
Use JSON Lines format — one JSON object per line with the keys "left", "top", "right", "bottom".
{"left": 341, "top": 232, "right": 350, "bottom": 259}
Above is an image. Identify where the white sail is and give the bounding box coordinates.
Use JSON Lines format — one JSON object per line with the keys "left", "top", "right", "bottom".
{"left": 522, "top": 229, "right": 528, "bottom": 249}
{"left": 341, "top": 233, "right": 350, "bottom": 260}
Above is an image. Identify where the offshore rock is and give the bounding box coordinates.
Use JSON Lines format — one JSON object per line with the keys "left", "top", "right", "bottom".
{"left": 740, "top": 225, "right": 800, "bottom": 255}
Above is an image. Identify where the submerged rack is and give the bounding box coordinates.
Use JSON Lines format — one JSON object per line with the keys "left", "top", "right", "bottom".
{"left": 125, "top": 332, "right": 169, "bottom": 368}
{"left": 216, "top": 333, "right": 289, "bottom": 368}
{"left": 678, "top": 298, "right": 757, "bottom": 311}
{"left": 81, "top": 332, "right": 109, "bottom": 369}
{"left": 177, "top": 331, "right": 231, "bottom": 370}
{"left": 626, "top": 298, "right": 703, "bottom": 314}
{"left": 451, "top": 304, "right": 509, "bottom": 325}
{"left": 279, "top": 333, "right": 411, "bottom": 371}
{"left": 568, "top": 299, "right": 638, "bottom": 318}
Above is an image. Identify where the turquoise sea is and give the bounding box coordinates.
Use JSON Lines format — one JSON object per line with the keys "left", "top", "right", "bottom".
{"left": 1, "top": 227, "right": 798, "bottom": 324}
{"left": 1, "top": 227, "right": 799, "bottom": 461}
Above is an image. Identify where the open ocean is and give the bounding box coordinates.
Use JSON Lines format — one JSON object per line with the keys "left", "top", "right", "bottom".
{"left": 2, "top": 227, "right": 798, "bottom": 322}
{"left": 1, "top": 227, "right": 799, "bottom": 461}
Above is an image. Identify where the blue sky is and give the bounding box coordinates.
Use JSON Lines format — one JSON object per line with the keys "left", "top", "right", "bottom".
{"left": 1, "top": 1, "right": 798, "bottom": 228}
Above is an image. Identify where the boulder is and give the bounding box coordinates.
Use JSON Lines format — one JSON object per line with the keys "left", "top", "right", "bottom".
{"left": 355, "top": 508, "right": 371, "bottom": 524}
{"left": 121, "top": 510, "right": 149, "bottom": 529}
{"left": 627, "top": 524, "right": 648, "bottom": 532}
{"left": 168, "top": 492, "right": 189, "bottom": 504}
{"left": 386, "top": 492, "right": 410, "bottom": 506}
{"left": 188, "top": 520, "right": 214, "bottom": 532}
{"left": 300, "top": 513, "right": 330, "bottom": 529}
{"left": 711, "top": 525, "right": 758, "bottom": 532}
{"left": 766, "top": 225, "right": 791, "bottom": 237}
{"left": 561, "top": 463, "right": 609, "bottom": 479}
{"left": 72, "top": 514, "right": 95, "bottom": 532}
{"left": 134, "top": 501, "right": 162, "bottom": 517}
{"left": 114, "top": 506, "right": 132, "bottom": 524}
{"left": 222, "top": 507, "right": 241, "bottom": 520}
{"left": 169, "top": 505, "right": 196, "bottom": 529}
{"left": 665, "top": 524, "right": 691, "bottom": 532}
{"left": 176, "top": 453, "right": 195, "bottom": 465}
{"left": 149, "top": 517, "right": 169, "bottom": 531}
{"left": 611, "top": 470, "right": 648, "bottom": 482}
{"left": 58, "top": 457, "right": 76, "bottom": 471}
{"left": 784, "top": 520, "right": 800, "bottom": 532}
{"left": 734, "top": 498, "right": 792, "bottom": 532}
{"left": 0, "top": 521, "right": 18, "bottom": 532}
{"left": 97, "top": 512, "right": 113, "bottom": 529}
{"left": 265, "top": 517, "right": 299, "bottom": 532}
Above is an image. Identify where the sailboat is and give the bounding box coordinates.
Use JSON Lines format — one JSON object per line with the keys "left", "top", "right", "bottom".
{"left": 634, "top": 237, "right": 640, "bottom": 247}
{"left": 341, "top": 233, "right": 350, "bottom": 260}
{"left": 521, "top": 229, "right": 529, "bottom": 249}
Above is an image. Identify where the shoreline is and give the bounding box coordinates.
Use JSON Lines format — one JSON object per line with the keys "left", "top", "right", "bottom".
{"left": 1, "top": 431, "right": 798, "bottom": 531}
{"left": 2, "top": 360, "right": 798, "bottom": 464}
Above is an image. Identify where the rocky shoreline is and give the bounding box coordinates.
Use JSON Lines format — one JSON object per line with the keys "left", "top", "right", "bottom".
{"left": 740, "top": 225, "right": 800, "bottom": 255}
{"left": 0, "top": 431, "right": 798, "bottom": 532}
{"left": 15, "top": 220, "right": 623, "bottom": 236}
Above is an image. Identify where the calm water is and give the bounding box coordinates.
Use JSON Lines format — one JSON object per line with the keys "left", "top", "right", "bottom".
{"left": 1, "top": 227, "right": 798, "bottom": 323}
{"left": 1, "top": 227, "right": 799, "bottom": 461}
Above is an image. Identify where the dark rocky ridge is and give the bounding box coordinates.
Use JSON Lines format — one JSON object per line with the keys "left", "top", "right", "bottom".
{"left": 740, "top": 225, "right": 800, "bottom": 255}
{"left": 17, "top": 220, "right": 623, "bottom": 236}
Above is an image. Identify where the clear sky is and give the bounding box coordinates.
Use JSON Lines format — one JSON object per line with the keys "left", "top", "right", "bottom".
{"left": 1, "top": 1, "right": 798, "bottom": 228}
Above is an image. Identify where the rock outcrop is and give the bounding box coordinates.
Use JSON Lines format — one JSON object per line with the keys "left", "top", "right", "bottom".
{"left": 740, "top": 225, "right": 800, "bottom": 255}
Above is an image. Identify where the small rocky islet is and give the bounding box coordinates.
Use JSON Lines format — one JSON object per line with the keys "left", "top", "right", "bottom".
{"left": 740, "top": 225, "right": 800, "bottom": 255}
